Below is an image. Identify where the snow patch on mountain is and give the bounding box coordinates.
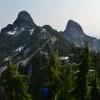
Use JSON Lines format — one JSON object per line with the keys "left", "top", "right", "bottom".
{"left": 7, "top": 31, "right": 16, "bottom": 35}
{"left": 15, "top": 46, "right": 24, "bottom": 53}
{"left": 29, "top": 28, "right": 34, "bottom": 35}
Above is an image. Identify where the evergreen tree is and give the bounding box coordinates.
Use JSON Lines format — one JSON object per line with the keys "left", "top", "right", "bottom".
{"left": 44, "top": 52, "right": 62, "bottom": 100}
{"left": 74, "top": 44, "right": 89, "bottom": 100}
{"left": 59, "top": 63, "right": 76, "bottom": 100}
{"left": 90, "top": 77, "right": 99, "bottom": 100}
{"left": 90, "top": 52, "right": 100, "bottom": 100}
{"left": 1, "top": 60, "right": 32, "bottom": 100}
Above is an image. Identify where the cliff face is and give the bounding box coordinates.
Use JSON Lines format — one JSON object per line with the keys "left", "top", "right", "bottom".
{"left": 1, "top": 11, "right": 36, "bottom": 33}
{"left": 13, "top": 11, "right": 36, "bottom": 29}
{"left": 63, "top": 20, "right": 100, "bottom": 51}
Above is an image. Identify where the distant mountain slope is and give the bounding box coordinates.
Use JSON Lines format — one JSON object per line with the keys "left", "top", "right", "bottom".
{"left": 63, "top": 20, "right": 100, "bottom": 52}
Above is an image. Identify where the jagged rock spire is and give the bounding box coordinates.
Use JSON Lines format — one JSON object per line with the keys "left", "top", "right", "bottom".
{"left": 13, "top": 11, "right": 36, "bottom": 29}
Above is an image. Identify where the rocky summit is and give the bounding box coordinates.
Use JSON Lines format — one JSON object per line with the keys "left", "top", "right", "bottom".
{"left": 1, "top": 11, "right": 36, "bottom": 33}
{"left": 13, "top": 11, "right": 36, "bottom": 29}
{"left": 63, "top": 20, "right": 100, "bottom": 52}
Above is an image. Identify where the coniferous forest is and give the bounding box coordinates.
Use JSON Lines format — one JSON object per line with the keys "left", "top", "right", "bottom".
{"left": 1, "top": 41, "right": 100, "bottom": 100}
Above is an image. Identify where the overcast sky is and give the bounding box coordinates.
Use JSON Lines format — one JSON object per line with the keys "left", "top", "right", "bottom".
{"left": 0, "top": 0, "right": 100, "bottom": 38}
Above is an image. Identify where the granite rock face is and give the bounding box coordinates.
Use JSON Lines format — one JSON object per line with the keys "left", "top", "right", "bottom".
{"left": 1, "top": 11, "right": 36, "bottom": 33}
{"left": 63, "top": 20, "right": 100, "bottom": 51}
{"left": 13, "top": 11, "right": 35, "bottom": 29}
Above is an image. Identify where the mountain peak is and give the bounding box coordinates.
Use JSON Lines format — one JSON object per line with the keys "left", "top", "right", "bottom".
{"left": 1, "top": 11, "right": 36, "bottom": 33}
{"left": 18, "top": 11, "right": 32, "bottom": 18}
{"left": 13, "top": 11, "right": 35, "bottom": 29}
{"left": 64, "top": 20, "right": 84, "bottom": 34}
{"left": 63, "top": 20, "right": 85, "bottom": 47}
